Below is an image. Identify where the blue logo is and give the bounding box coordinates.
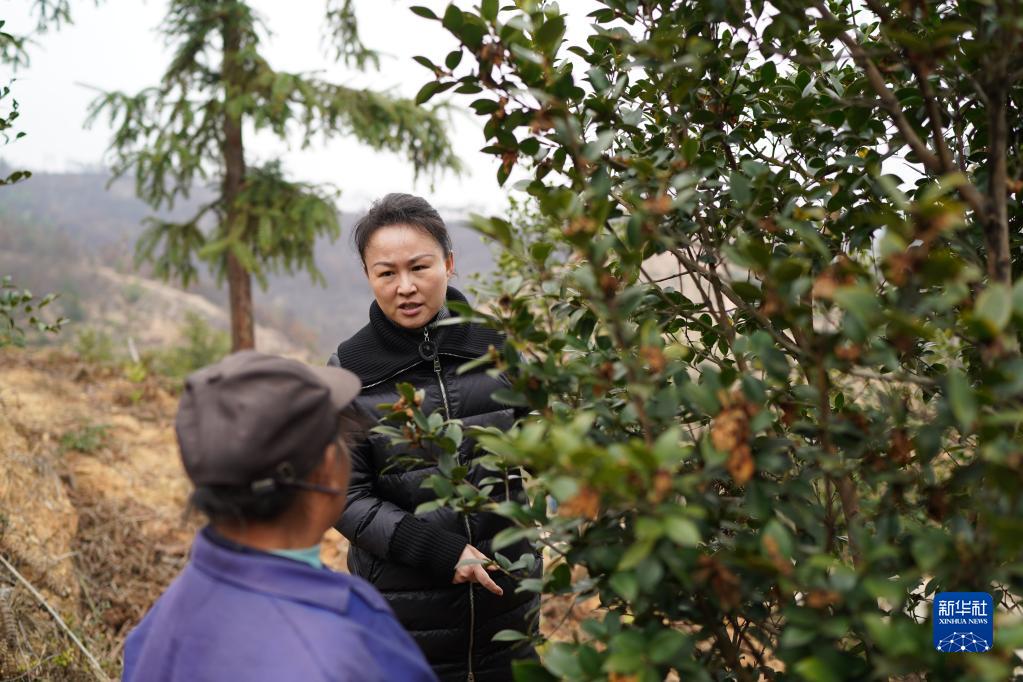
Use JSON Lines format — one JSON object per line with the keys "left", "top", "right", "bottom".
{"left": 933, "top": 592, "right": 993, "bottom": 653}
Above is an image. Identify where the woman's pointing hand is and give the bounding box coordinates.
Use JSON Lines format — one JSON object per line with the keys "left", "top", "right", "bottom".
{"left": 453, "top": 545, "right": 504, "bottom": 596}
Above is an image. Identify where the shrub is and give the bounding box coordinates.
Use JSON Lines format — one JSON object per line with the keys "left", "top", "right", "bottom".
{"left": 0, "top": 276, "right": 65, "bottom": 347}
{"left": 60, "top": 423, "right": 109, "bottom": 454}
{"left": 403, "top": 2, "right": 1023, "bottom": 680}
{"left": 73, "top": 327, "right": 115, "bottom": 365}
{"left": 121, "top": 282, "right": 145, "bottom": 305}
{"left": 149, "top": 312, "right": 229, "bottom": 381}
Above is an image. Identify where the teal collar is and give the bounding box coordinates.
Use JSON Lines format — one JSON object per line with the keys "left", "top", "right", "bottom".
{"left": 268, "top": 545, "right": 323, "bottom": 570}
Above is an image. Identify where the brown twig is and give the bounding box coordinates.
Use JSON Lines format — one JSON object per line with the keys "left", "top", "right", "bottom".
{"left": 813, "top": 1, "right": 987, "bottom": 218}
{"left": 0, "top": 554, "right": 109, "bottom": 681}
{"left": 845, "top": 366, "right": 936, "bottom": 388}
{"left": 669, "top": 247, "right": 805, "bottom": 360}
{"left": 985, "top": 73, "right": 1013, "bottom": 284}
{"left": 788, "top": 321, "right": 864, "bottom": 569}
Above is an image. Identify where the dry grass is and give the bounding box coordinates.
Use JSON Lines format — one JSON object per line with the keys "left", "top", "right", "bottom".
{"left": 0, "top": 347, "right": 194, "bottom": 679}
{"left": 69, "top": 495, "right": 195, "bottom": 672}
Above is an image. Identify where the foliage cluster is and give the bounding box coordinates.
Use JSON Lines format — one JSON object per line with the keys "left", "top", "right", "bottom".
{"left": 397, "top": 1, "right": 1023, "bottom": 680}
{"left": 0, "top": 276, "right": 65, "bottom": 348}
{"left": 1, "top": 0, "right": 88, "bottom": 185}
{"left": 148, "top": 311, "right": 230, "bottom": 381}
{"left": 0, "top": 18, "right": 29, "bottom": 187}
{"left": 73, "top": 326, "right": 117, "bottom": 364}
{"left": 59, "top": 422, "right": 109, "bottom": 454}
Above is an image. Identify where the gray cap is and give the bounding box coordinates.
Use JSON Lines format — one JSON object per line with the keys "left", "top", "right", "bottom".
{"left": 175, "top": 351, "right": 361, "bottom": 488}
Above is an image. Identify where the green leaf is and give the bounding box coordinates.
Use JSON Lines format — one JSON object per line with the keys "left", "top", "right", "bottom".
{"left": 833, "top": 285, "right": 881, "bottom": 326}
{"left": 412, "top": 55, "right": 437, "bottom": 71}
{"left": 946, "top": 369, "right": 976, "bottom": 431}
{"left": 510, "top": 659, "right": 557, "bottom": 682}
{"left": 608, "top": 571, "right": 638, "bottom": 601}
{"left": 530, "top": 241, "right": 554, "bottom": 264}
{"left": 781, "top": 626, "right": 818, "bottom": 648}
{"left": 542, "top": 643, "right": 583, "bottom": 679}
{"left": 682, "top": 137, "right": 699, "bottom": 163}
{"left": 547, "top": 475, "right": 578, "bottom": 502}
{"left": 444, "top": 49, "right": 463, "bottom": 70}
{"left": 442, "top": 4, "right": 464, "bottom": 32}
{"left": 491, "top": 388, "right": 529, "bottom": 407}
{"left": 794, "top": 656, "right": 841, "bottom": 682}
{"left": 481, "top": 0, "right": 499, "bottom": 22}
{"left": 730, "top": 171, "right": 752, "bottom": 205}
{"left": 1012, "top": 277, "right": 1023, "bottom": 316}
{"left": 257, "top": 214, "right": 273, "bottom": 253}
{"left": 409, "top": 5, "right": 438, "bottom": 20}
{"left": 652, "top": 427, "right": 683, "bottom": 465}
{"left": 492, "top": 526, "right": 535, "bottom": 551}
{"left": 975, "top": 283, "right": 1011, "bottom": 333}
{"left": 664, "top": 516, "right": 700, "bottom": 547}
{"left": 618, "top": 539, "right": 655, "bottom": 570}
{"left": 910, "top": 531, "right": 946, "bottom": 572}
{"left": 414, "top": 499, "right": 445, "bottom": 514}
{"left": 415, "top": 81, "right": 442, "bottom": 105}
{"left": 679, "top": 380, "right": 719, "bottom": 414}
{"left": 648, "top": 629, "right": 688, "bottom": 664}
{"left": 762, "top": 519, "right": 794, "bottom": 560}
{"left": 534, "top": 15, "right": 566, "bottom": 53}
{"left": 605, "top": 631, "right": 647, "bottom": 672}
{"left": 492, "top": 629, "right": 529, "bottom": 642}
{"left": 470, "top": 214, "right": 514, "bottom": 246}
{"left": 635, "top": 517, "right": 663, "bottom": 541}
{"left": 424, "top": 474, "right": 454, "bottom": 497}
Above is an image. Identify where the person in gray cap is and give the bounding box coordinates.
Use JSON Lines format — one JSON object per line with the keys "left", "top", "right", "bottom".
{"left": 122, "top": 351, "right": 438, "bottom": 682}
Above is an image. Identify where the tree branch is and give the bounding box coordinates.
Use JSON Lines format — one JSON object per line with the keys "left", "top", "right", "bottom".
{"left": 984, "top": 29, "right": 1014, "bottom": 284}
{"left": 669, "top": 247, "right": 806, "bottom": 360}
{"left": 813, "top": 2, "right": 988, "bottom": 218}
{"left": 863, "top": 0, "right": 964, "bottom": 175}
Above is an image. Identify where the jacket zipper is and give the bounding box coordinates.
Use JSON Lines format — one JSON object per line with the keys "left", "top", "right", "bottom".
{"left": 465, "top": 514, "right": 476, "bottom": 682}
{"left": 424, "top": 328, "right": 475, "bottom": 682}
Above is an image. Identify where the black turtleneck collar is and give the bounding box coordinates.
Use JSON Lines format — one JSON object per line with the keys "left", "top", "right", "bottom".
{"left": 335, "top": 286, "right": 505, "bottom": 387}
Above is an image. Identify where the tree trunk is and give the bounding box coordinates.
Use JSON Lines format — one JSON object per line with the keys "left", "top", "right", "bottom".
{"left": 225, "top": 250, "right": 254, "bottom": 350}
{"left": 986, "top": 83, "right": 1012, "bottom": 286}
{"left": 221, "top": 3, "right": 255, "bottom": 350}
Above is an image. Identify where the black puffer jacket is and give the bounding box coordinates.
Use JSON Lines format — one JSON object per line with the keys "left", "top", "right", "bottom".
{"left": 329, "top": 288, "right": 539, "bottom": 682}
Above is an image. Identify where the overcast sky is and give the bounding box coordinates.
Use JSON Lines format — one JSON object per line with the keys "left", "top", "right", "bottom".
{"left": 0, "top": 0, "right": 548, "bottom": 217}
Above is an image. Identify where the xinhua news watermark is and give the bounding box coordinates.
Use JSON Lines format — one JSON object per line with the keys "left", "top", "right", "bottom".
{"left": 933, "top": 592, "right": 993, "bottom": 653}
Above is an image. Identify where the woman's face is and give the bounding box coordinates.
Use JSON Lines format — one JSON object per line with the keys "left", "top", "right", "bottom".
{"left": 363, "top": 224, "right": 454, "bottom": 330}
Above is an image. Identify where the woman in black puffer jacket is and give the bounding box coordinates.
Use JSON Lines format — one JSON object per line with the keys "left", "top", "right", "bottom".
{"left": 328, "top": 193, "right": 539, "bottom": 682}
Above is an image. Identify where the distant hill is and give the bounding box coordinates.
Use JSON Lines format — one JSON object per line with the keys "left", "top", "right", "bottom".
{"left": 0, "top": 169, "right": 498, "bottom": 356}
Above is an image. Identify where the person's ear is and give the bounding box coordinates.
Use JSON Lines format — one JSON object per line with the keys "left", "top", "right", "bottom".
{"left": 306, "top": 447, "right": 334, "bottom": 486}
{"left": 445, "top": 251, "right": 455, "bottom": 278}
{"left": 323, "top": 440, "right": 350, "bottom": 490}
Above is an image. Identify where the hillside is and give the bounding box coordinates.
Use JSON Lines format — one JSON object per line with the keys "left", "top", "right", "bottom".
{"left": 0, "top": 169, "right": 498, "bottom": 357}
{"left": 0, "top": 249, "right": 308, "bottom": 359}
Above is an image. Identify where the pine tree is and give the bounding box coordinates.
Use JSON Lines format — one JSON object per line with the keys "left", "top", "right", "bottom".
{"left": 89, "top": 0, "right": 460, "bottom": 350}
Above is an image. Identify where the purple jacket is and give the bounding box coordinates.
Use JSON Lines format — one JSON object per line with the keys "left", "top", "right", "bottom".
{"left": 122, "top": 528, "right": 437, "bottom": 682}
